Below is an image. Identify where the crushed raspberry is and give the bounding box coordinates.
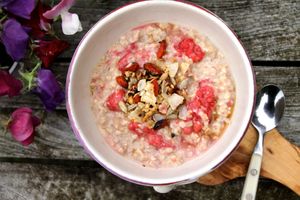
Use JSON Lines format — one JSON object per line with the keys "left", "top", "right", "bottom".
{"left": 117, "top": 43, "right": 137, "bottom": 71}
{"left": 195, "top": 85, "right": 216, "bottom": 118}
{"left": 147, "top": 133, "right": 173, "bottom": 149}
{"left": 117, "top": 52, "right": 131, "bottom": 71}
{"left": 174, "top": 38, "right": 205, "bottom": 62}
{"left": 182, "top": 126, "right": 193, "bottom": 135}
{"left": 106, "top": 89, "right": 125, "bottom": 111}
{"left": 193, "top": 120, "right": 203, "bottom": 133}
{"left": 128, "top": 121, "right": 144, "bottom": 136}
{"left": 128, "top": 121, "right": 173, "bottom": 149}
{"left": 183, "top": 81, "right": 216, "bottom": 135}
{"left": 117, "top": 44, "right": 150, "bottom": 71}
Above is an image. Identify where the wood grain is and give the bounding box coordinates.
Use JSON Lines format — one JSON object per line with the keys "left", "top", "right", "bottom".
{"left": 51, "top": 0, "right": 300, "bottom": 61}
{"left": 0, "top": 110, "right": 89, "bottom": 160}
{"left": 0, "top": 0, "right": 299, "bottom": 199}
{"left": 0, "top": 162, "right": 298, "bottom": 200}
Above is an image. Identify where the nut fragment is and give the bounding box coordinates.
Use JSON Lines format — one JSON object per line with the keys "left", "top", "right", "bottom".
{"left": 180, "top": 62, "right": 190, "bottom": 74}
{"left": 144, "top": 63, "right": 162, "bottom": 75}
{"left": 116, "top": 76, "right": 128, "bottom": 88}
{"left": 168, "top": 93, "right": 184, "bottom": 110}
{"left": 118, "top": 101, "right": 128, "bottom": 113}
{"left": 156, "top": 40, "right": 167, "bottom": 59}
{"left": 133, "top": 94, "right": 141, "bottom": 103}
{"left": 124, "top": 62, "right": 139, "bottom": 72}
{"left": 167, "top": 62, "right": 179, "bottom": 78}
{"left": 151, "top": 79, "right": 159, "bottom": 96}
{"left": 137, "top": 79, "right": 146, "bottom": 91}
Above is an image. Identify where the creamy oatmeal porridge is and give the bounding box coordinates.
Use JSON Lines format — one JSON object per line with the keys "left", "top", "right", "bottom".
{"left": 90, "top": 23, "right": 235, "bottom": 168}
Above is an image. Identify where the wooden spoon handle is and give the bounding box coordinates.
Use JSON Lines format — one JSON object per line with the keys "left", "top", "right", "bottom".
{"left": 198, "top": 125, "right": 300, "bottom": 196}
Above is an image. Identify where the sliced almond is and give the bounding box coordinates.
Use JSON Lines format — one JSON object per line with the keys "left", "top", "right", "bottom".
{"left": 118, "top": 101, "right": 128, "bottom": 113}
{"left": 137, "top": 79, "right": 146, "bottom": 91}
{"left": 167, "top": 93, "right": 184, "bottom": 110}
{"left": 167, "top": 62, "right": 179, "bottom": 78}
{"left": 177, "top": 78, "right": 189, "bottom": 89}
{"left": 180, "top": 62, "right": 190, "bottom": 74}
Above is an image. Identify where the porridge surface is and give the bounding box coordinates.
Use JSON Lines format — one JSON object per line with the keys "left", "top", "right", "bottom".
{"left": 90, "top": 23, "right": 235, "bottom": 168}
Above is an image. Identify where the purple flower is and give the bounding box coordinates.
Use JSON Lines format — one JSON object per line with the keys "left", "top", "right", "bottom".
{"left": 8, "top": 107, "right": 40, "bottom": 146}
{"left": 1, "top": 18, "right": 29, "bottom": 61}
{"left": 0, "top": 0, "right": 35, "bottom": 19}
{"left": 34, "top": 69, "right": 65, "bottom": 111}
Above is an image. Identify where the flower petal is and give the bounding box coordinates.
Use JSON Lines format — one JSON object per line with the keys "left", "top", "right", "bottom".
{"left": 61, "top": 13, "right": 82, "bottom": 34}
{"left": 21, "top": 0, "right": 53, "bottom": 39}
{"left": 61, "top": 11, "right": 82, "bottom": 35}
{"left": 1, "top": 19, "right": 29, "bottom": 61}
{"left": 0, "top": 70, "right": 23, "bottom": 98}
{"left": 20, "top": 133, "right": 35, "bottom": 146}
{"left": 32, "top": 116, "right": 41, "bottom": 127}
{"left": 35, "top": 69, "right": 65, "bottom": 111}
{"left": 7, "top": 107, "right": 40, "bottom": 146}
{"left": 43, "top": 0, "right": 75, "bottom": 19}
{"left": 1, "top": 0, "right": 35, "bottom": 19}
{"left": 33, "top": 39, "right": 69, "bottom": 68}
{"left": 8, "top": 108, "right": 34, "bottom": 141}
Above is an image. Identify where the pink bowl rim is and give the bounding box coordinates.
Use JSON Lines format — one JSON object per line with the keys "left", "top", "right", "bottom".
{"left": 66, "top": 0, "right": 256, "bottom": 186}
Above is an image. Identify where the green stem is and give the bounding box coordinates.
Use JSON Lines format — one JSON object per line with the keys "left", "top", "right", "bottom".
{"left": 0, "top": 15, "right": 7, "bottom": 23}
{"left": 19, "top": 62, "right": 42, "bottom": 91}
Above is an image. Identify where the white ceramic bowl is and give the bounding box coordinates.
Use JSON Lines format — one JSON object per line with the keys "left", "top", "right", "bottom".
{"left": 66, "top": 0, "right": 255, "bottom": 190}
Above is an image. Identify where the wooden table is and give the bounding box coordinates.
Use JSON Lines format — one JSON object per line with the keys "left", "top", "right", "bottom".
{"left": 0, "top": 0, "right": 299, "bottom": 199}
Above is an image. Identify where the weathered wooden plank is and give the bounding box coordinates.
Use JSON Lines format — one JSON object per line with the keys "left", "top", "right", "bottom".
{"left": 0, "top": 110, "right": 90, "bottom": 160}
{"left": 52, "top": 0, "right": 299, "bottom": 60}
{"left": 0, "top": 162, "right": 298, "bottom": 200}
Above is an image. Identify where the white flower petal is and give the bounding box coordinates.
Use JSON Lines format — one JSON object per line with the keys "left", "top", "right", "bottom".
{"left": 61, "top": 12, "right": 83, "bottom": 35}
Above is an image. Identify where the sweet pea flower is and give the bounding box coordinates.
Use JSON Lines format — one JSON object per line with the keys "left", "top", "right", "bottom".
{"left": 0, "top": 70, "right": 23, "bottom": 97}
{"left": 8, "top": 107, "right": 40, "bottom": 146}
{"left": 43, "top": 0, "right": 82, "bottom": 35}
{"left": 21, "top": 0, "right": 53, "bottom": 39}
{"left": 34, "top": 39, "right": 69, "bottom": 68}
{"left": 1, "top": 18, "right": 29, "bottom": 60}
{"left": 0, "top": 0, "right": 35, "bottom": 19}
{"left": 34, "top": 69, "right": 65, "bottom": 111}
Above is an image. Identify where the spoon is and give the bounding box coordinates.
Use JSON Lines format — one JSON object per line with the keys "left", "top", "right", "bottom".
{"left": 241, "top": 85, "right": 285, "bottom": 200}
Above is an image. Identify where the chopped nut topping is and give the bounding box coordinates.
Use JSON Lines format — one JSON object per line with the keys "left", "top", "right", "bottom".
{"left": 114, "top": 41, "right": 191, "bottom": 129}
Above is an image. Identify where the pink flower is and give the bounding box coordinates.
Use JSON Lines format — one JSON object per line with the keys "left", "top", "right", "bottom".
{"left": 8, "top": 107, "right": 41, "bottom": 146}
{"left": 43, "top": 0, "right": 82, "bottom": 35}
{"left": 0, "top": 70, "right": 23, "bottom": 98}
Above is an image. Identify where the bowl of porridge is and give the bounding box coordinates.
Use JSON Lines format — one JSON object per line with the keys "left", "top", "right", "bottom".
{"left": 66, "top": 0, "right": 255, "bottom": 190}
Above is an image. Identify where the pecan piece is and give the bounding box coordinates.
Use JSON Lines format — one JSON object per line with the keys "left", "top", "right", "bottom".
{"left": 156, "top": 40, "right": 167, "bottom": 59}
{"left": 124, "top": 62, "right": 139, "bottom": 72}
{"left": 144, "top": 63, "right": 162, "bottom": 75}
{"left": 133, "top": 94, "right": 141, "bottom": 103}
{"left": 116, "top": 75, "right": 128, "bottom": 88}
{"left": 151, "top": 78, "right": 159, "bottom": 96}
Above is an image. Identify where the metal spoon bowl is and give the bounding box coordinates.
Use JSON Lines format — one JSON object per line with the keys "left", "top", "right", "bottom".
{"left": 241, "top": 85, "right": 285, "bottom": 200}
